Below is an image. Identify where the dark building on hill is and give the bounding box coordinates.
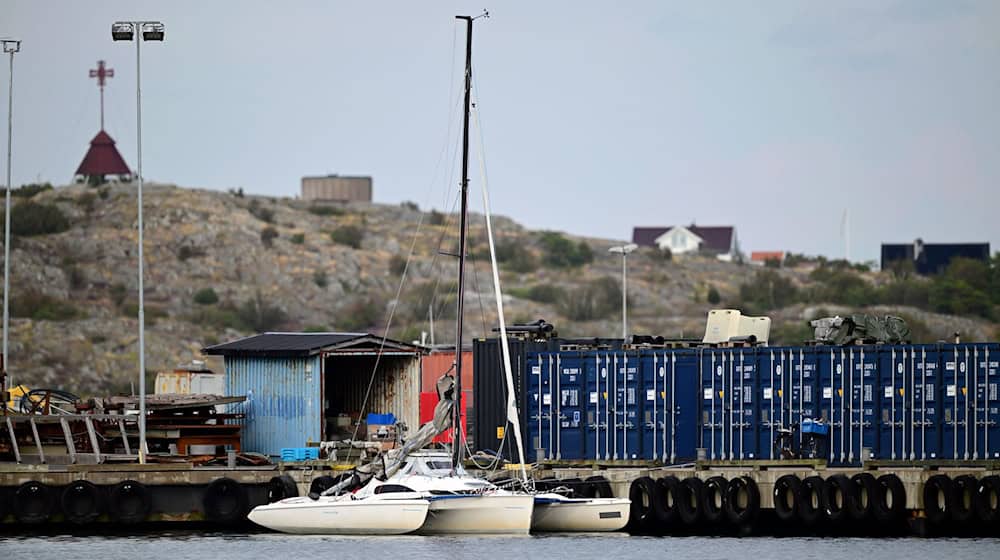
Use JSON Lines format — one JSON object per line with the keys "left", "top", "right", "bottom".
{"left": 881, "top": 239, "right": 990, "bottom": 275}
{"left": 75, "top": 130, "right": 132, "bottom": 184}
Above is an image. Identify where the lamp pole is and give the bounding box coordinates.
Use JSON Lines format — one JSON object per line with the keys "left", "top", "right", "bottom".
{"left": 608, "top": 243, "right": 637, "bottom": 340}
{"left": 112, "top": 21, "right": 163, "bottom": 464}
{"left": 2, "top": 38, "right": 20, "bottom": 408}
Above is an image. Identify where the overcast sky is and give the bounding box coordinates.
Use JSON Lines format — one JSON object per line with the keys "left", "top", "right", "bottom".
{"left": 3, "top": 1, "right": 998, "bottom": 263}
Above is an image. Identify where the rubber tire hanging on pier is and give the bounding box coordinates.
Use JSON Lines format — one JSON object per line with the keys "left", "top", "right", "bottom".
{"left": 700, "top": 476, "right": 728, "bottom": 524}
{"left": 583, "top": 475, "right": 614, "bottom": 499}
{"left": 724, "top": 476, "right": 760, "bottom": 526}
{"left": 203, "top": 477, "right": 248, "bottom": 523}
{"left": 267, "top": 475, "right": 299, "bottom": 503}
{"left": 627, "top": 476, "right": 658, "bottom": 532}
{"left": 14, "top": 481, "right": 52, "bottom": 524}
{"left": 61, "top": 480, "right": 103, "bottom": 525}
{"left": 797, "top": 476, "right": 824, "bottom": 526}
{"left": 822, "top": 475, "right": 853, "bottom": 524}
{"left": 109, "top": 480, "right": 152, "bottom": 524}
{"left": 873, "top": 474, "right": 906, "bottom": 523}
{"left": 772, "top": 475, "right": 800, "bottom": 523}
{"left": 848, "top": 473, "right": 878, "bottom": 522}
{"left": 923, "top": 475, "right": 953, "bottom": 525}
{"left": 975, "top": 475, "right": 1000, "bottom": 523}
{"left": 677, "top": 477, "right": 704, "bottom": 526}
{"left": 655, "top": 476, "right": 681, "bottom": 526}
{"left": 950, "top": 475, "right": 977, "bottom": 524}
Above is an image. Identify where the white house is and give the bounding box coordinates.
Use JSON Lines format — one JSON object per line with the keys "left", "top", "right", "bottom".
{"left": 632, "top": 225, "right": 740, "bottom": 261}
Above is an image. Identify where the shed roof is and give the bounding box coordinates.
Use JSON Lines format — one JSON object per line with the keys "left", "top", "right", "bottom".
{"left": 202, "top": 332, "right": 423, "bottom": 357}
{"left": 76, "top": 130, "right": 131, "bottom": 176}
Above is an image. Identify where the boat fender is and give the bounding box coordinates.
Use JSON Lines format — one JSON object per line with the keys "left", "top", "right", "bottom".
{"left": 700, "top": 476, "right": 727, "bottom": 524}
{"left": 627, "top": 476, "right": 658, "bottom": 533}
{"left": 203, "top": 477, "right": 248, "bottom": 524}
{"left": 584, "top": 475, "right": 614, "bottom": 499}
{"left": 848, "top": 473, "right": 878, "bottom": 522}
{"left": 772, "top": 474, "right": 801, "bottom": 523}
{"left": 872, "top": 474, "right": 906, "bottom": 523}
{"left": 949, "top": 475, "right": 977, "bottom": 524}
{"left": 309, "top": 475, "right": 337, "bottom": 495}
{"left": 267, "top": 475, "right": 299, "bottom": 503}
{"left": 724, "top": 476, "right": 760, "bottom": 526}
{"left": 676, "top": 477, "right": 704, "bottom": 526}
{"left": 61, "top": 480, "right": 103, "bottom": 525}
{"left": 974, "top": 475, "right": 1000, "bottom": 523}
{"left": 797, "top": 476, "right": 824, "bottom": 526}
{"left": 654, "top": 476, "right": 680, "bottom": 526}
{"left": 109, "top": 480, "right": 151, "bottom": 524}
{"left": 922, "top": 474, "right": 952, "bottom": 525}
{"left": 13, "top": 480, "right": 52, "bottom": 524}
{"left": 822, "top": 475, "right": 853, "bottom": 524}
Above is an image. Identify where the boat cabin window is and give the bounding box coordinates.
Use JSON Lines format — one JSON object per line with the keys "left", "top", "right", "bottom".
{"left": 374, "top": 484, "right": 415, "bottom": 494}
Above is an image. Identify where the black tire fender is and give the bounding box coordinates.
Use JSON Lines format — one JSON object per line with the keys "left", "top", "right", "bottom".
{"left": 873, "top": 473, "right": 907, "bottom": 523}
{"left": 773, "top": 474, "right": 801, "bottom": 523}
{"left": 109, "top": 480, "right": 151, "bottom": 524}
{"left": 950, "top": 475, "right": 977, "bottom": 524}
{"left": 267, "top": 475, "right": 299, "bottom": 503}
{"left": 627, "top": 476, "right": 658, "bottom": 532}
{"left": 700, "top": 476, "right": 727, "bottom": 524}
{"left": 798, "top": 476, "right": 824, "bottom": 526}
{"left": 584, "top": 475, "right": 614, "bottom": 498}
{"left": 677, "top": 477, "right": 704, "bottom": 526}
{"left": 655, "top": 476, "right": 680, "bottom": 526}
{"left": 823, "top": 474, "right": 853, "bottom": 524}
{"left": 975, "top": 475, "right": 1000, "bottom": 524}
{"left": 61, "top": 480, "right": 103, "bottom": 525}
{"left": 14, "top": 481, "right": 52, "bottom": 524}
{"left": 849, "top": 472, "right": 878, "bottom": 522}
{"left": 725, "top": 476, "right": 760, "bottom": 526}
{"left": 203, "top": 477, "right": 248, "bottom": 523}
{"left": 923, "top": 474, "right": 952, "bottom": 525}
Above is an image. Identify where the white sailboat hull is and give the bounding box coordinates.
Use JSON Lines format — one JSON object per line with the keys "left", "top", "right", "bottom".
{"left": 531, "top": 496, "right": 631, "bottom": 532}
{"left": 419, "top": 494, "right": 534, "bottom": 535}
{"left": 248, "top": 496, "right": 429, "bottom": 535}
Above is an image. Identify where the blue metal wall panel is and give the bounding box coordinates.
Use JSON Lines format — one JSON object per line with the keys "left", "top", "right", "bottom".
{"left": 225, "top": 355, "right": 322, "bottom": 457}
{"left": 556, "top": 353, "right": 587, "bottom": 460}
{"left": 586, "top": 352, "right": 613, "bottom": 460}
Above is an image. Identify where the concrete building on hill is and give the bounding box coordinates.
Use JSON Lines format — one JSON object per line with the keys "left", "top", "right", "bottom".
{"left": 301, "top": 175, "right": 372, "bottom": 203}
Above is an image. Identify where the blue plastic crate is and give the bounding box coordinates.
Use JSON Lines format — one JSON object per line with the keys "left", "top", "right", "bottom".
{"left": 366, "top": 413, "right": 396, "bottom": 426}
{"left": 281, "top": 447, "right": 319, "bottom": 462}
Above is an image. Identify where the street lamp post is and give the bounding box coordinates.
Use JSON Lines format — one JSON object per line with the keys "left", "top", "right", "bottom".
{"left": 608, "top": 243, "right": 637, "bottom": 341}
{"left": 2, "top": 38, "right": 21, "bottom": 409}
{"left": 112, "top": 21, "right": 163, "bottom": 464}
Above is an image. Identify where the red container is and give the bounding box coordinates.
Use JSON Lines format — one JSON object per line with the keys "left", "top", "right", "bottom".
{"left": 420, "top": 391, "right": 467, "bottom": 444}
{"left": 422, "top": 351, "right": 474, "bottom": 410}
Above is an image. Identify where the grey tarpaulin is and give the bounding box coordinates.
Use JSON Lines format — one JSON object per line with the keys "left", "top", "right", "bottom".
{"left": 810, "top": 315, "right": 911, "bottom": 345}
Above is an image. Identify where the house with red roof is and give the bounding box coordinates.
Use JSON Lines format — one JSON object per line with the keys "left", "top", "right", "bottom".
{"left": 632, "top": 224, "right": 740, "bottom": 262}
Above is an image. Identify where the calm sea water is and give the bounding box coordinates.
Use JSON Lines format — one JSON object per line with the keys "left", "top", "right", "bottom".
{"left": 1, "top": 533, "right": 999, "bottom": 560}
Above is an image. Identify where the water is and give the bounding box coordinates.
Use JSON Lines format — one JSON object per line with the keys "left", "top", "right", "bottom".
{"left": 2, "top": 533, "right": 999, "bottom": 560}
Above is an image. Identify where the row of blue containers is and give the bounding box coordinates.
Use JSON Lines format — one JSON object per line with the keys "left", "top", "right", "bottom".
{"left": 524, "top": 343, "right": 1000, "bottom": 465}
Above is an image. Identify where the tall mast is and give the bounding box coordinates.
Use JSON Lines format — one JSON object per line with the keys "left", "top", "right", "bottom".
{"left": 452, "top": 14, "right": 474, "bottom": 467}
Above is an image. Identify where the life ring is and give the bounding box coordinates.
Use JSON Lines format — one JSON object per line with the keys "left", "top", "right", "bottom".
{"left": 109, "top": 480, "right": 152, "bottom": 524}
{"left": 772, "top": 474, "right": 801, "bottom": 523}
{"left": 267, "top": 475, "right": 299, "bottom": 503}
{"left": 950, "top": 475, "right": 977, "bottom": 523}
{"left": 203, "top": 477, "right": 248, "bottom": 523}
{"left": 700, "top": 476, "right": 727, "bottom": 524}
{"left": 975, "top": 475, "right": 1000, "bottom": 523}
{"left": 848, "top": 473, "right": 878, "bottom": 522}
{"left": 873, "top": 473, "right": 906, "bottom": 523}
{"left": 61, "top": 480, "right": 103, "bottom": 525}
{"left": 584, "top": 475, "right": 614, "bottom": 498}
{"left": 655, "top": 476, "right": 681, "bottom": 526}
{"left": 627, "top": 476, "right": 657, "bottom": 533}
{"left": 922, "top": 474, "right": 952, "bottom": 525}
{"left": 822, "top": 475, "right": 853, "bottom": 524}
{"left": 676, "top": 477, "right": 704, "bottom": 526}
{"left": 724, "top": 476, "right": 760, "bottom": 526}
{"left": 797, "top": 476, "right": 824, "bottom": 526}
{"left": 14, "top": 481, "right": 52, "bottom": 524}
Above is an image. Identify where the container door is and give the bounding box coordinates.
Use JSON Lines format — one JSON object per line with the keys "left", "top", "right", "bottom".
{"left": 910, "top": 346, "right": 941, "bottom": 460}
{"left": 758, "top": 349, "right": 786, "bottom": 460}
{"left": 642, "top": 351, "right": 667, "bottom": 462}
{"left": 586, "top": 352, "right": 612, "bottom": 461}
{"left": 818, "top": 348, "right": 848, "bottom": 465}
{"left": 526, "top": 352, "right": 554, "bottom": 461}
{"left": 701, "top": 350, "right": 727, "bottom": 460}
{"left": 671, "top": 350, "right": 699, "bottom": 463}
{"left": 855, "top": 347, "right": 879, "bottom": 461}
{"left": 556, "top": 353, "right": 586, "bottom": 460}
{"left": 610, "top": 351, "right": 640, "bottom": 460}
{"left": 731, "top": 349, "right": 758, "bottom": 459}
{"left": 793, "top": 348, "right": 824, "bottom": 460}
{"left": 942, "top": 345, "right": 970, "bottom": 460}
{"left": 878, "top": 347, "right": 907, "bottom": 460}
{"left": 982, "top": 344, "right": 1000, "bottom": 459}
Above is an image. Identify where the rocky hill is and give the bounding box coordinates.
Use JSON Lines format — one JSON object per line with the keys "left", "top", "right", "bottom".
{"left": 2, "top": 183, "right": 996, "bottom": 395}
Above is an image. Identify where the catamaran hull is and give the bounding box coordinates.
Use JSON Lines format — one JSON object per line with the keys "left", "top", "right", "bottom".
{"left": 531, "top": 497, "right": 631, "bottom": 532}
{"left": 248, "top": 498, "right": 430, "bottom": 535}
{"left": 420, "top": 494, "right": 534, "bottom": 535}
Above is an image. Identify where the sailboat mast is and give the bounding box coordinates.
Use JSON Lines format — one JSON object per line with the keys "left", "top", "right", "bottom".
{"left": 453, "top": 14, "right": 474, "bottom": 467}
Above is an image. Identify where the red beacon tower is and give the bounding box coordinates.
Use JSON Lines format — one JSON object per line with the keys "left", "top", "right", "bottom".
{"left": 75, "top": 60, "right": 131, "bottom": 184}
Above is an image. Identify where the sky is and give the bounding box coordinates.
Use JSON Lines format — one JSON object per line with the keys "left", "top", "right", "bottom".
{"left": 3, "top": 0, "right": 999, "bottom": 263}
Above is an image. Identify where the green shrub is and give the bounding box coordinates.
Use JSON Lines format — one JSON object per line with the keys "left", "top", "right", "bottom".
{"left": 261, "top": 226, "right": 278, "bottom": 248}
{"left": 121, "top": 301, "right": 168, "bottom": 324}
{"left": 11, "top": 290, "right": 78, "bottom": 321}
{"left": 707, "top": 285, "right": 721, "bottom": 304}
{"left": 659, "top": 247, "right": 673, "bottom": 261}
{"left": 11, "top": 200, "right": 70, "bottom": 236}
{"left": 313, "top": 270, "right": 329, "bottom": 288}
{"left": 337, "top": 297, "right": 381, "bottom": 331}
{"left": 13, "top": 182, "right": 53, "bottom": 198}
{"left": 177, "top": 245, "right": 206, "bottom": 261}
{"left": 557, "top": 277, "right": 621, "bottom": 320}
{"left": 193, "top": 288, "right": 219, "bottom": 305}
{"left": 331, "top": 225, "right": 363, "bottom": 248}
{"left": 304, "top": 324, "right": 329, "bottom": 333}
{"left": 738, "top": 270, "right": 799, "bottom": 313}
{"left": 390, "top": 254, "right": 407, "bottom": 276}
{"left": 509, "top": 284, "right": 563, "bottom": 304}
{"left": 401, "top": 201, "right": 419, "bottom": 212}
{"left": 237, "top": 294, "right": 288, "bottom": 332}
{"left": 98, "top": 187, "right": 111, "bottom": 200}
{"left": 76, "top": 192, "right": 97, "bottom": 212}
{"left": 110, "top": 283, "right": 127, "bottom": 306}
{"left": 493, "top": 240, "right": 538, "bottom": 273}
{"left": 290, "top": 233, "right": 305, "bottom": 244}
{"left": 248, "top": 199, "right": 274, "bottom": 223}
{"left": 428, "top": 210, "right": 446, "bottom": 226}
{"left": 308, "top": 205, "right": 343, "bottom": 216}
{"left": 539, "top": 232, "right": 592, "bottom": 268}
